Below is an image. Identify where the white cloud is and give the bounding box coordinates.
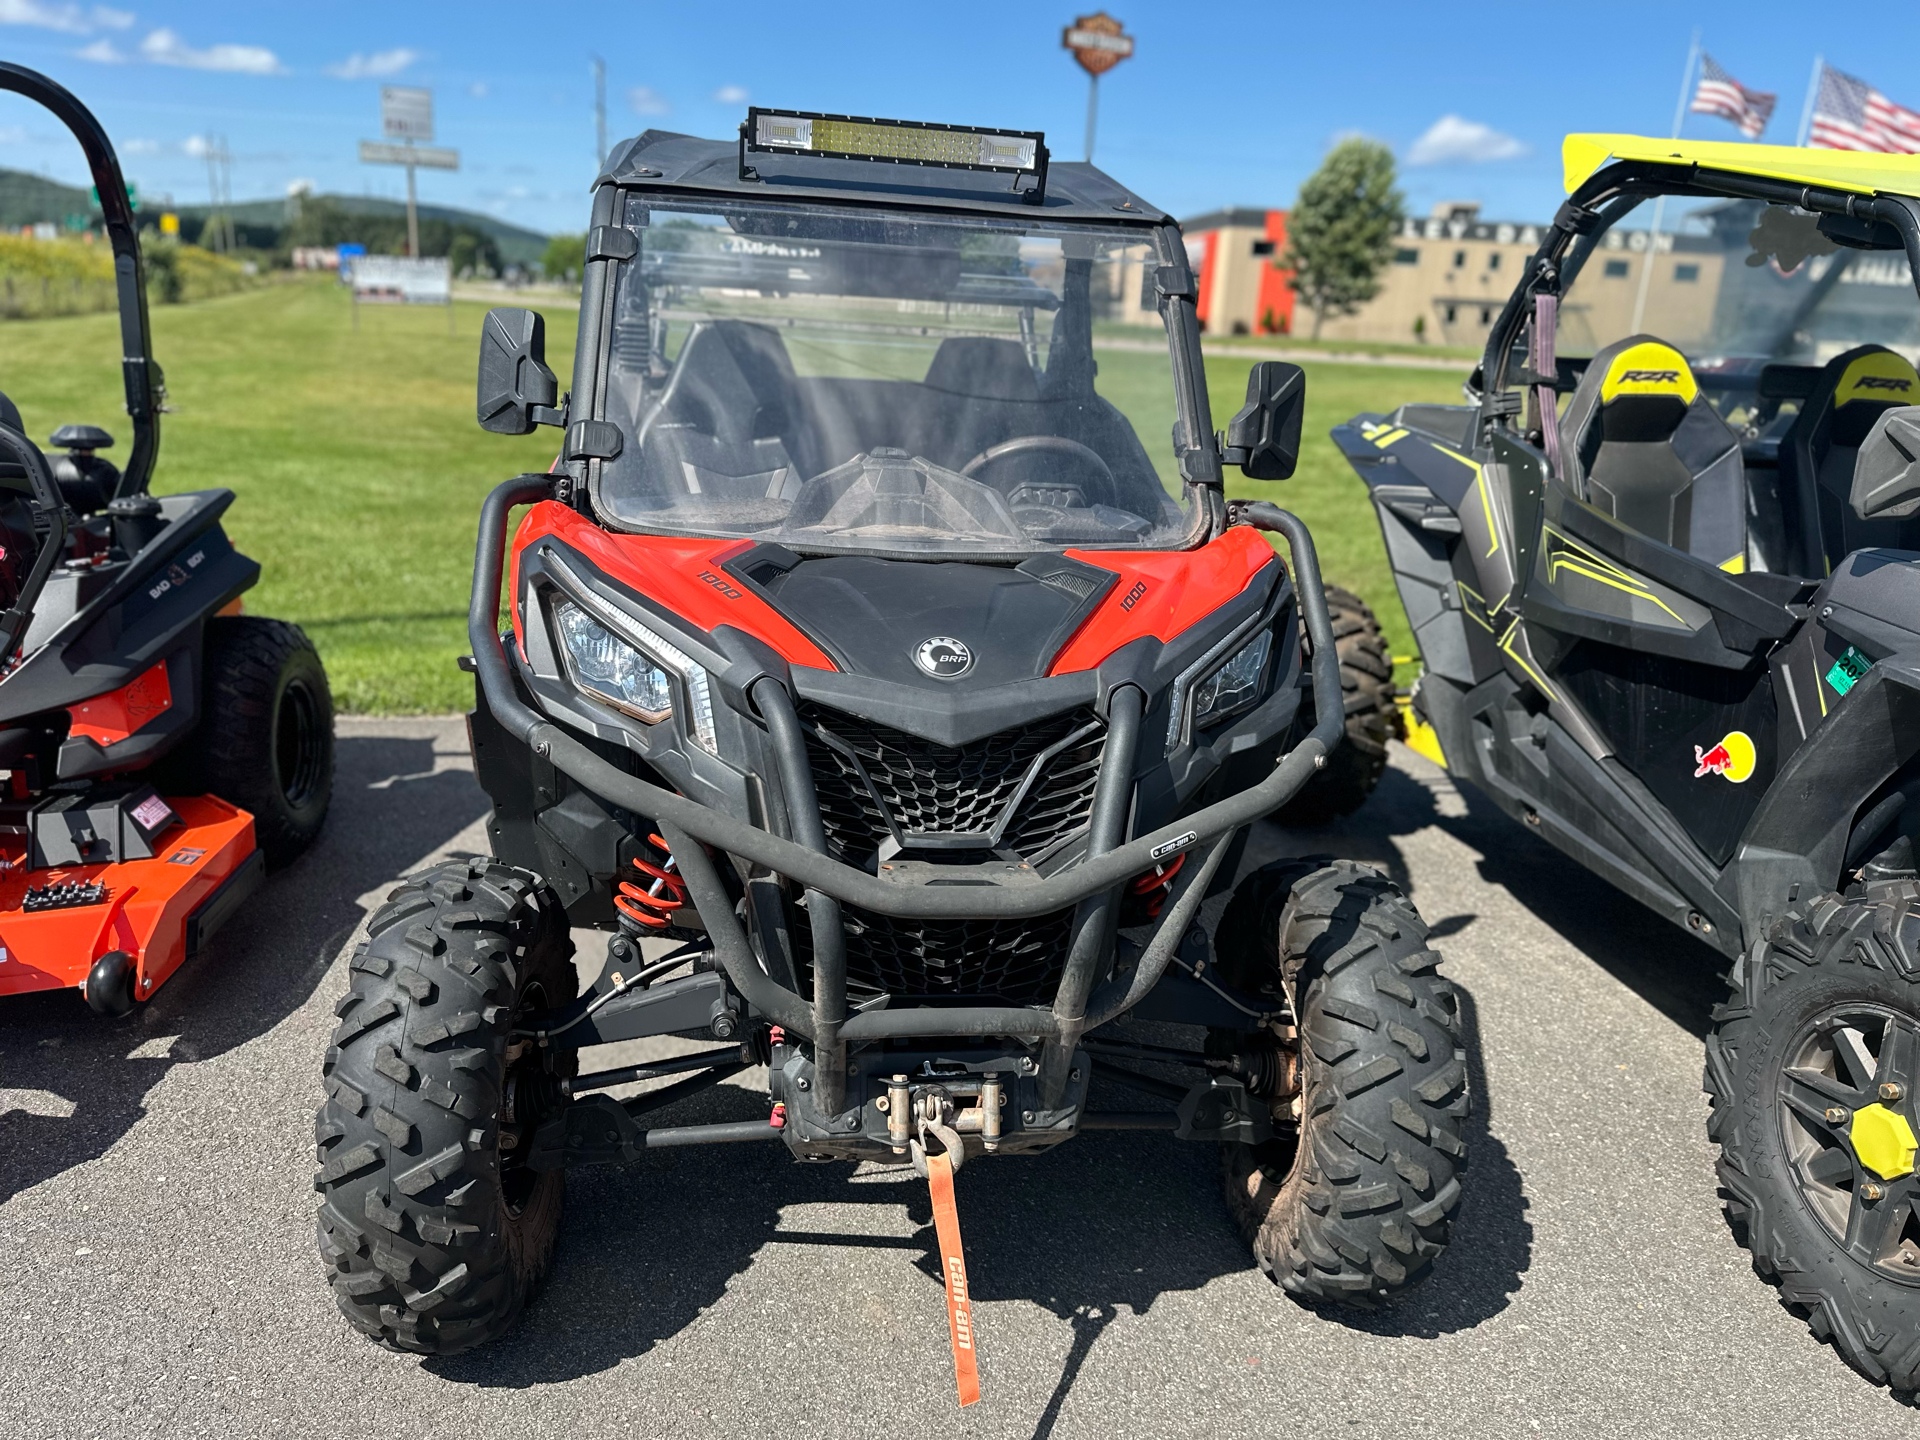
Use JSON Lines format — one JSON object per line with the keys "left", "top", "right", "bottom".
{"left": 0, "top": 1, "right": 127, "bottom": 34}
{"left": 73, "top": 35, "right": 122, "bottom": 61}
{"left": 182, "top": 133, "right": 208, "bottom": 158}
{"left": 0, "top": 125, "right": 26, "bottom": 144}
{"left": 627, "top": 86, "right": 669, "bottom": 116}
{"left": 120, "top": 136, "right": 160, "bottom": 154}
{"left": 712, "top": 84, "right": 748, "bottom": 105}
{"left": 325, "top": 47, "right": 418, "bottom": 80}
{"left": 139, "top": 27, "right": 281, "bottom": 75}
{"left": 468, "top": 80, "right": 488, "bottom": 99}
{"left": 1406, "top": 115, "right": 1527, "bottom": 166}
{"left": 286, "top": 178, "right": 314, "bottom": 196}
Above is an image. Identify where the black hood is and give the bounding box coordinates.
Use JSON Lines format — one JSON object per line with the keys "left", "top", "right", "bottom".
{"left": 726, "top": 547, "right": 1116, "bottom": 690}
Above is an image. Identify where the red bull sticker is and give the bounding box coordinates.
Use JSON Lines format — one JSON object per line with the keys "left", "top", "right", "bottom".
{"left": 1693, "top": 730, "right": 1756, "bottom": 784}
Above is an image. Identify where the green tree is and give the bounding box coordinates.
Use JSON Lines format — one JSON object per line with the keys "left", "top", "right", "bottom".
{"left": 542, "top": 232, "right": 586, "bottom": 284}
{"left": 1282, "top": 138, "right": 1405, "bottom": 339}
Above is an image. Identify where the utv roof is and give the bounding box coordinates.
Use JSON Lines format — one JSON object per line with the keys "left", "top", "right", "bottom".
{"left": 594, "top": 128, "right": 1170, "bottom": 225}
{"left": 1564, "top": 132, "right": 1920, "bottom": 198}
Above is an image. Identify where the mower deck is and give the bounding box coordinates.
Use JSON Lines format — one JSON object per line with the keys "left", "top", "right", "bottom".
{"left": 0, "top": 793, "right": 261, "bottom": 1002}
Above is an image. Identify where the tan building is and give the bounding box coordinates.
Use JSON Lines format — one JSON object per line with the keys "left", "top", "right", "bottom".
{"left": 1314, "top": 201, "right": 1726, "bottom": 352}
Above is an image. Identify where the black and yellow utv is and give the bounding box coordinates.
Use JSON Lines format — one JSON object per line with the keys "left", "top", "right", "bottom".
{"left": 1334, "top": 134, "right": 1920, "bottom": 1390}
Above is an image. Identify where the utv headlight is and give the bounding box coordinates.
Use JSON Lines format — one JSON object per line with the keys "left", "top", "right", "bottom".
{"left": 549, "top": 595, "right": 717, "bottom": 753}
{"left": 1191, "top": 629, "right": 1273, "bottom": 730}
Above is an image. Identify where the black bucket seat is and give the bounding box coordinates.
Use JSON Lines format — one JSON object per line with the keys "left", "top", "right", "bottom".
{"left": 1556, "top": 334, "right": 1748, "bottom": 570}
{"left": 1777, "top": 343, "right": 1920, "bottom": 573}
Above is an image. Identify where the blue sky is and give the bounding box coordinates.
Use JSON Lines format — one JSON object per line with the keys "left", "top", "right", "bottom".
{"left": 0, "top": 0, "right": 1906, "bottom": 236}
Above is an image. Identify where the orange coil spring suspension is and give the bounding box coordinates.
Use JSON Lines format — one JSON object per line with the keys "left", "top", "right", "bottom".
{"left": 1129, "top": 853, "right": 1187, "bottom": 918}
{"left": 614, "top": 833, "right": 690, "bottom": 929}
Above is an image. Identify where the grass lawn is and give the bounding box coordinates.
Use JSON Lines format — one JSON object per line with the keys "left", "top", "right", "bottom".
{"left": 0, "top": 278, "right": 1466, "bottom": 710}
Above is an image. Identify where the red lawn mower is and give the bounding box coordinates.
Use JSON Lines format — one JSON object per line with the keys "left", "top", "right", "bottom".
{"left": 0, "top": 64, "right": 333, "bottom": 1016}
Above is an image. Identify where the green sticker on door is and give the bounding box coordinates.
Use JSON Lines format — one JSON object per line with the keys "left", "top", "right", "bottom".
{"left": 1825, "top": 645, "right": 1872, "bottom": 697}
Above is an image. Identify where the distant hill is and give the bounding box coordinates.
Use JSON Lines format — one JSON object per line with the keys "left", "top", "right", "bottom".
{"left": 0, "top": 168, "right": 550, "bottom": 267}
{"left": 0, "top": 169, "right": 93, "bottom": 229}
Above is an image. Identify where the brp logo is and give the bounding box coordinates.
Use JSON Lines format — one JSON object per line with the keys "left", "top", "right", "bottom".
{"left": 914, "top": 636, "right": 973, "bottom": 679}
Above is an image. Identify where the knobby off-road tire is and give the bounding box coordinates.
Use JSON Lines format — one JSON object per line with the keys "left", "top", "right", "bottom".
{"left": 314, "top": 858, "right": 577, "bottom": 1355}
{"left": 1276, "top": 586, "right": 1394, "bottom": 827}
{"left": 180, "top": 616, "right": 333, "bottom": 867}
{"left": 1215, "top": 858, "right": 1470, "bottom": 1302}
{"left": 1707, "top": 878, "right": 1920, "bottom": 1389}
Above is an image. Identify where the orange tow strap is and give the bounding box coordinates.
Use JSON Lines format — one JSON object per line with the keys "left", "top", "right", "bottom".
{"left": 926, "top": 1151, "right": 980, "bottom": 1407}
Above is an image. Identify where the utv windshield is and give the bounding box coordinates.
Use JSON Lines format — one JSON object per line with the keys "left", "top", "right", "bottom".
{"left": 591, "top": 196, "right": 1189, "bottom": 557}
{"left": 1557, "top": 194, "right": 1920, "bottom": 374}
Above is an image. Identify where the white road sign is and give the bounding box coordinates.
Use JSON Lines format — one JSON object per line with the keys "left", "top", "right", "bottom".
{"left": 381, "top": 86, "right": 433, "bottom": 142}
{"left": 349, "top": 255, "right": 450, "bottom": 305}
{"left": 359, "top": 141, "right": 459, "bottom": 171}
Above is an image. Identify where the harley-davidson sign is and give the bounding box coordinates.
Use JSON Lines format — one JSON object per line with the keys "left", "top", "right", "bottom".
{"left": 1063, "top": 12, "right": 1134, "bottom": 77}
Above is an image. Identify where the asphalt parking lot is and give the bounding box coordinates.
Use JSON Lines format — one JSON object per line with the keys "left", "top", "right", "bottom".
{"left": 2, "top": 716, "right": 1913, "bottom": 1439}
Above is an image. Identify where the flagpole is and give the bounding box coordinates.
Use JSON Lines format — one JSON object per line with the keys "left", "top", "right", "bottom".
{"left": 1632, "top": 30, "right": 1700, "bottom": 334}
{"left": 1796, "top": 54, "right": 1824, "bottom": 146}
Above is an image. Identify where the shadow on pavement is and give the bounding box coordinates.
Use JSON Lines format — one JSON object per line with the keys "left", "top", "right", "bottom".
{"left": 1280, "top": 756, "right": 1726, "bottom": 1039}
{"left": 0, "top": 731, "right": 486, "bottom": 1204}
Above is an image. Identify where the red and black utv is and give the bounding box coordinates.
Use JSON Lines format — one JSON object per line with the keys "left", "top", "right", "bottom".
{"left": 0, "top": 64, "right": 333, "bottom": 1017}
{"left": 315, "top": 109, "right": 1472, "bottom": 1361}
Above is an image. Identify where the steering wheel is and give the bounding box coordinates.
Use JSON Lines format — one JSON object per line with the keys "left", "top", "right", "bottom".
{"left": 960, "top": 435, "right": 1117, "bottom": 508}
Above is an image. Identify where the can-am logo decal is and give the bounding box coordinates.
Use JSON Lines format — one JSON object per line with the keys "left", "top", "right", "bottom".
{"left": 1620, "top": 369, "right": 1680, "bottom": 384}
{"left": 1857, "top": 375, "right": 1913, "bottom": 392}
{"left": 914, "top": 636, "right": 973, "bottom": 679}
{"left": 1693, "top": 729, "right": 1756, "bottom": 783}
{"left": 1149, "top": 830, "right": 1197, "bottom": 861}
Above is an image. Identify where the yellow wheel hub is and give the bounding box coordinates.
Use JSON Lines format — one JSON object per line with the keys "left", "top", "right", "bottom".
{"left": 1849, "top": 1103, "right": 1918, "bottom": 1180}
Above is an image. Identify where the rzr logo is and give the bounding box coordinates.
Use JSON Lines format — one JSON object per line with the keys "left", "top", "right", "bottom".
{"left": 1620, "top": 369, "right": 1680, "bottom": 384}
{"left": 1857, "top": 375, "right": 1914, "bottom": 392}
{"left": 914, "top": 636, "right": 973, "bottom": 679}
{"left": 1119, "top": 581, "right": 1148, "bottom": 611}
{"left": 697, "top": 570, "right": 742, "bottom": 599}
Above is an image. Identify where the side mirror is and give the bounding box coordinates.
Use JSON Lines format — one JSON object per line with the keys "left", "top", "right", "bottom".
{"left": 1852, "top": 406, "right": 1920, "bottom": 522}
{"left": 477, "top": 307, "right": 563, "bottom": 435}
{"left": 1221, "top": 360, "right": 1306, "bottom": 481}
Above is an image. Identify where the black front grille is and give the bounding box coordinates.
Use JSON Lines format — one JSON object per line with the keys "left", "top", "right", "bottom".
{"left": 790, "top": 903, "right": 1076, "bottom": 1006}
{"left": 798, "top": 703, "right": 1105, "bottom": 867}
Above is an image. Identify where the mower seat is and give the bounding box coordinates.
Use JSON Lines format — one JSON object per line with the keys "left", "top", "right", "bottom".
{"left": 1556, "top": 335, "right": 1748, "bottom": 570}
{"left": 1777, "top": 344, "right": 1920, "bottom": 573}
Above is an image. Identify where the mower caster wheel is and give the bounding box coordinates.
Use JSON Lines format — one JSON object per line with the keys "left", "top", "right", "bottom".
{"left": 1275, "top": 586, "right": 1394, "bottom": 827}
{"left": 314, "top": 857, "right": 576, "bottom": 1356}
{"left": 1707, "top": 877, "right": 1920, "bottom": 1390}
{"left": 83, "top": 949, "right": 136, "bottom": 1017}
{"left": 1212, "top": 858, "right": 1469, "bottom": 1305}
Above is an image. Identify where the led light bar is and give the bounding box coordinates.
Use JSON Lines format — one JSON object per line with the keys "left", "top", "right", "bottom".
{"left": 740, "top": 107, "right": 1048, "bottom": 203}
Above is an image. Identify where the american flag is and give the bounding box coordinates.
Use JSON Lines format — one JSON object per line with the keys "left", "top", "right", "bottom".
{"left": 1809, "top": 64, "right": 1920, "bottom": 153}
{"left": 1690, "top": 55, "right": 1776, "bottom": 139}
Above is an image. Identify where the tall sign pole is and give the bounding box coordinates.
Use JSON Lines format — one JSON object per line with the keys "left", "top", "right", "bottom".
{"left": 361, "top": 88, "right": 456, "bottom": 258}
{"left": 593, "top": 56, "right": 608, "bottom": 166}
{"left": 1062, "top": 13, "right": 1134, "bottom": 164}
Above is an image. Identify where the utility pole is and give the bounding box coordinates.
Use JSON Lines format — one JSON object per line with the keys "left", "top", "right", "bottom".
{"left": 593, "top": 56, "right": 608, "bottom": 166}
{"left": 1630, "top": 30, "right": 1699, "bottom": 336}
{"left": 203, "top": 134, "right": 234, "bottom": 253}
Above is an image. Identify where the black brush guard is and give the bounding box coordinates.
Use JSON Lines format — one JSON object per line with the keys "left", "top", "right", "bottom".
{"left": 470, "top": 477, "right": 1340, "bottom": 1109}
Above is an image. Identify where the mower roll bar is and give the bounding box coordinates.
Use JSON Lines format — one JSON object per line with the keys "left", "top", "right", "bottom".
{"left": 0, "top": 425, "right": 69, "bottom": 657}
{"left": 470, "top": 479, "right": 1338, "bottom": 1044}
{"left": 0, "top": 64, "right": 160, "bottom": 501}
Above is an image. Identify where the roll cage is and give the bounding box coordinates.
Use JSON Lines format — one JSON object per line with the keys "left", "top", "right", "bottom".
{"left": 1471, "top": 155, "right": 1920, "bottom": 451}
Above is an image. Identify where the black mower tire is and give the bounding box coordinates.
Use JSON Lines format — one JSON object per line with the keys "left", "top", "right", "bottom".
{"left": 1214, "top": 858, "right": 1469, "bottom": 1303}
{"left": 1276, "top": 586, "right": 1394, "bottom": 827}
{"left": 182, "top": 616, "right": 333, "bottom": 868}
{"left": 315, "top": 858, "right": 577, "bottom": 1356}
{"left": 1706, "top": 878, "right": 1920, "bottom": 1390}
